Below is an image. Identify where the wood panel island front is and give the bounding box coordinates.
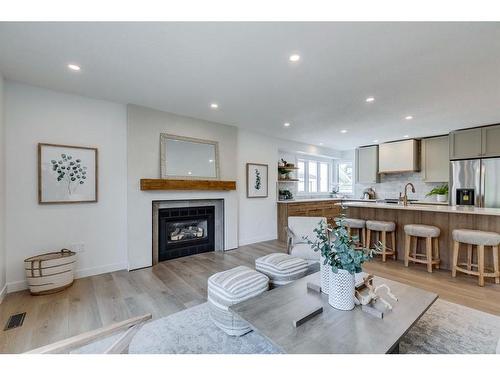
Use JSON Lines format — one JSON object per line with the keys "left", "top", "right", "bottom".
{"left": 342, "top": 202, "right": 500, "bottom": 271}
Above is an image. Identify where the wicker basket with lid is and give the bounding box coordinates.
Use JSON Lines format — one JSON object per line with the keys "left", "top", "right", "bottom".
{"left": 24, "top": 249, "right": 76, "bottom": 295}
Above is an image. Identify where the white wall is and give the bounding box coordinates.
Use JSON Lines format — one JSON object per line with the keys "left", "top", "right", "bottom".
{"left": 5, "top": 82, "right": 128, "bottom": 291}
{"left": 127, "top": 105, "right": 239, "bottom": 270}
{"left": 0, "top": 74, "right": 6, "bottom": 301}
{"left": 237, "top": 129, "right": 279, "bottom": 245}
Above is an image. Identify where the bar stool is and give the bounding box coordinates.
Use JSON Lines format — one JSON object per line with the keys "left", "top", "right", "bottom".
{"left": 452, "top": 229, "right": 500, "bottom": 287}
{"left": 366, "top": 220, "right": 396, "bottom": 262}
{"left": 404, "top": 224, "right": 441, "bottom": 273}
{"left": 335, "top": 217, "right": 366, "bottom": 248}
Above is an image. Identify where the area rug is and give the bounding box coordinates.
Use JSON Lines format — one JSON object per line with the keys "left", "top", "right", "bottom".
{"left": 125, "top": 299, "right": 500, "bottom": 354}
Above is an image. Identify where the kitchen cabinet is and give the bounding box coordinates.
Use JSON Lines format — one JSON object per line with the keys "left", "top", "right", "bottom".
{"left": 355, "top": 146, "right": 379, "bottom": 184}
{"left": 421, "top": 135, "right": 449, "bottom": 182}
{"left": 378, "top": 139, "right": 420, "bottom": 173}
{"left": 449, "top": 128, "right": 482, "bottom": 160}
{"left": 482, "top": 124, "right": 500, "bottom": 157}
{"left": 450, "top": 125, "right": 500, "bottom": 159}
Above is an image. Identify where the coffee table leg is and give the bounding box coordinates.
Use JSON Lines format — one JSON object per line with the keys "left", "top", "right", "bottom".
{"left": 388, "top": 342, "right": 400, "bottom": 354}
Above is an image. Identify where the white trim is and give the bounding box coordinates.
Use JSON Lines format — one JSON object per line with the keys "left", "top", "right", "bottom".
{"left": 238, "top": 234, "right": 277, "bottom": 247}
{"left": 0, "top": 284, "right": 7, "bottom": 304}
{"left": 6, "top": 262, "right": 128, "bottom": 293}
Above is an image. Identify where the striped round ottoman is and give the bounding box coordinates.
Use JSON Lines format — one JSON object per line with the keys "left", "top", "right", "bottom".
{"left": 255, "top": 253, "right": 309, "bottom": 286}
{"left": 207, "top": 265, "right": 269, "bottom": 336}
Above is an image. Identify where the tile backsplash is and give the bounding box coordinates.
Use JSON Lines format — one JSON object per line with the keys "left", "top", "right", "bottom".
{"left": 354, "top": 171, "right": 445, "bottom": 201}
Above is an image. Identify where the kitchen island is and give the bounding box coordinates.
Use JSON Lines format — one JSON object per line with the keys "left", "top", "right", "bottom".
{"left": 342, "top": 202, "right": 500, "bottom": 270}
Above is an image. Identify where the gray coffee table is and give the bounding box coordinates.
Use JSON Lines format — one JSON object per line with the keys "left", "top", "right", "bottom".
{"left": 230, "top": 272, "right": 438, "bottom": 353}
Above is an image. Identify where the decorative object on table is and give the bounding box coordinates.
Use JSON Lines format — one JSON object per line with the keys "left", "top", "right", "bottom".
{"left": 306, "top": 209, "right": 374, "bottom": 310}
{"left": 354, "top": 274, "right": 398, "bottom": 318}
{"left": 330, "top": 184, "right": 339, "bottom": 198}
{"left": 426, "top": 184, "right": 449, "bottom": 202}
{"left": 246, "top": 163, "right": 268, "bottom": 198}
{"left": 160, "top": 133, "right": 220, "bottom": 180}
{"left": 292, "top": 305, "right": 323, "bottom": 328}
{"left": 38, "top": 143, "right": 97, "bottom": 204}
{"left": 24, "top": 249, "right": 76, "bottom": 295}
{"left": 278, "top": 189, "right": 294, "bottom": 201}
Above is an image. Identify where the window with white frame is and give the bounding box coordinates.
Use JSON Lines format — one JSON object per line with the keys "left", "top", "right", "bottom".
{"left": 337, "top": 161, "right": 353, "bottom": 194}
{"left": 297, "top": 158, "right": 331, "bottom": 194}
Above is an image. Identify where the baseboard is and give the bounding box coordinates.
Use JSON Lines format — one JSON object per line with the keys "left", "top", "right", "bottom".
{"left": 238, "top": 234, "right": 277, "bottom": 247}
{"left": 6, "top": 262, "right": 128, "bottom": 294}
{"left": 0, "top": 284, "right": 7, "bottom": 304}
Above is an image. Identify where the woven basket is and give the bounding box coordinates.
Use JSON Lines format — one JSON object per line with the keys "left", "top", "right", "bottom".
{"left": 24, "top": 249, "right": 76, "bottom": 295}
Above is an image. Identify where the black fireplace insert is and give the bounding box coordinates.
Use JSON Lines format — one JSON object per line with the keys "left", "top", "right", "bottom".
{"left": 158, "top": 206, "right": 215, "bottom": 261}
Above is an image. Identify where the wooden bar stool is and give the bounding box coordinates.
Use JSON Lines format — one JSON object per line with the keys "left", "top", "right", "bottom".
{"left": 404, "top": 224, "right": 441, "bottom": 273}
{"left": 335, "top": 217, "right": 366, "bottom": 248}
{"left": 366, "top": 220, "right": 396, "bottom": 262}
{"left": 452, "top": 229, "right": 500, "bottom": 287}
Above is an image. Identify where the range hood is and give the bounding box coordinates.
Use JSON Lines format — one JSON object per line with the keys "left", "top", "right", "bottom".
{"left": 378, "top": 139, "right": 420, "bottom": 174}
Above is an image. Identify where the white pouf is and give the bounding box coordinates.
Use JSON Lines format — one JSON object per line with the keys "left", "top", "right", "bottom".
{"left": 255, "top": 253, "right": 309, "bottom": 286}
{"left": 208, "top": 266, "right": 269, "bottom": 336}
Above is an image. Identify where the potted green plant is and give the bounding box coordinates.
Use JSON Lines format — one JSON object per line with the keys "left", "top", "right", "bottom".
{"left": 426, "top": 184, "right": 449, "bottom": 203}
{"left": 307, "top": 215, "right": 373, "bottom": 311}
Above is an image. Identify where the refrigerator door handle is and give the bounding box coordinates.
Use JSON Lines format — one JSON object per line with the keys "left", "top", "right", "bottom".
{"left": 480, "top": 160, "right": 486, "bottom": 208}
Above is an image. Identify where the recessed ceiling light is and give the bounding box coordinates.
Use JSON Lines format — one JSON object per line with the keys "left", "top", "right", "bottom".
{"left": 319, "top": 142, "right": 324, "bottom": 146}
{"left": 405, "top": 115, "right": 413, "bottom": 120}
{"left": 366, "top": 97, "right": 375, "bottom": 103}
{"left": 289, "top": 54, "right": 301, "bottom": 62}
{"left": 209, "top": 159, "right": 214, "bottom": 163}
{"left": 340, "top": 129, "right": 348, "bottom": 134}
{"left": 67, "top": 64, "right": 81, "bottom": 71}
{"left": 373, "top": 139, "right": 379, "bottom": 143}
{"left": 210, "top": 103, "right": 219, "bottom": 109}
{"left": 403, "top": 135, "right": 409, "bottom": 138}
{"left": 283, "top": 122, "right": 291, "bottom": 127}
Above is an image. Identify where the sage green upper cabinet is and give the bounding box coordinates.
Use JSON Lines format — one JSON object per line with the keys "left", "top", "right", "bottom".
{"left": 481, "top": 124, "right": 500, "bottom": 157}
{"left": 421, "top": 136, "right": 449, "bottom": 182}
{"left": 449, "top": 128, "right": 482, "bottom": 160}
{"left": 355, "top": 146, "right": 379, "bottom": 184}
{"left": 450, "top": 125, "right": 500, "bottom": 159}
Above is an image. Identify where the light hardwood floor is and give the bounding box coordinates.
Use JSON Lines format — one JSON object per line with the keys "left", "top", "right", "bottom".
{"left": 1, "top": 239, "right": 499, "bottom": 353}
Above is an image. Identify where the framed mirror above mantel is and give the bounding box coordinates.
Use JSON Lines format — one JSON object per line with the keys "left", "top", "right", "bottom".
{"left": 160, "top": 133, "right": 220, "bottom": 180}
{"left": 140, "top": 133, "right": 235, "bottom": 191}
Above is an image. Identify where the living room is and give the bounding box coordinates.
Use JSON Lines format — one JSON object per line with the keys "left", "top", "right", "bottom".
{"left": 1, "top": 1, "right": 500, "bottom": 373}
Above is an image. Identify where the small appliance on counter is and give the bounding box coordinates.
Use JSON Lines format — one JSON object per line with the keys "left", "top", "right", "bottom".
{"left": 361, "top": 187, "right": 376, "bottom": 200}
{"left": 456, "top": 188, "right": 475, "bottom": 206}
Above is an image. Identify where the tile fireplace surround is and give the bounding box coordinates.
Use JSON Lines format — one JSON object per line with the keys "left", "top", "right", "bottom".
{"left": 152, "top": 199, "right": 225, "bottom": 265}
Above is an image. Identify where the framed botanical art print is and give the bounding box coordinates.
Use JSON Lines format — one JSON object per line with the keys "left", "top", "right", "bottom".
{"left": 38, "top": 143, "right": 98, "bottom": 204}
{"left": 246, "top": 163, "right": 268, "bottom": 198}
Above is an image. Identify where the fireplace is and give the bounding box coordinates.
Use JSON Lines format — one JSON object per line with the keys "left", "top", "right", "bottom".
{"left": 158, "top": 206, "right": 215, "bottom": 261}
{"left": 152, "top": 199, "right": 224, "bottom": 264}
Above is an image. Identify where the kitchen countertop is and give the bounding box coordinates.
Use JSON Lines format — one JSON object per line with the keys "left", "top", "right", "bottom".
{"left": 340, "top": 201, "right": 500, "bottom": 216}
{"left": 277, "top": 198, "right": 377, "bottom": 204}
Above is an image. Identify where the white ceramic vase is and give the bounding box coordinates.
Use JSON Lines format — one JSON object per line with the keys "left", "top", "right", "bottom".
{"left": 328, "top": 269, "right": 355, "bottom": 311}
{"left": 436, "top": 194, "right": 448, "bottom": 203}
{"left": 320, "top": 254, "right": 330, "bottom": 295}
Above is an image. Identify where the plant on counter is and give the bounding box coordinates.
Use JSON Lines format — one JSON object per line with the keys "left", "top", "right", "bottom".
{"left": 426, "top": 184, "right": 449, "bottom": 197}
{"left": 426, "top": 184, "right": 449, "bottom": 202}
{"left": 278, "top": 189, "right": 294, "bottom": 201}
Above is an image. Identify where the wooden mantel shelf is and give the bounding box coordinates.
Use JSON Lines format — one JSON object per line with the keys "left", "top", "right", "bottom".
{"left": 140, "top": 179, "right": 236, "bottom": 191}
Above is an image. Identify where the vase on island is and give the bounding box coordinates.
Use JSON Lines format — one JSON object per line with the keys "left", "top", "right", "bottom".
{"left": 328, "top": 269, "right": 355, "bottom": 311}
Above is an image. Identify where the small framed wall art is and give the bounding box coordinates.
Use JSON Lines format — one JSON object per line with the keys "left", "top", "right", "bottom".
{"left": 246, "top": 163, "right": 268, "bottom": 198}
{"left": 38, "top": 143, "right": 98, "bottom": 204}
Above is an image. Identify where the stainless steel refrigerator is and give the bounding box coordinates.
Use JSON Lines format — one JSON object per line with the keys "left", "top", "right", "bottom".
{"left": 450, "top": 158, "right": 500, "bottom": 208}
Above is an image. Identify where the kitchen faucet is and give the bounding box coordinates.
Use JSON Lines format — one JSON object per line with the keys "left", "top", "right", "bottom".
{"left": 401, "top": 182, "right": 416, "bottom": 206}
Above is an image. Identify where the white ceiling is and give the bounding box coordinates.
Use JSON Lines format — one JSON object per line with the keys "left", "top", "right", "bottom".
{"left": 1, "top": 22, "right": 499, "bottom": 150}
